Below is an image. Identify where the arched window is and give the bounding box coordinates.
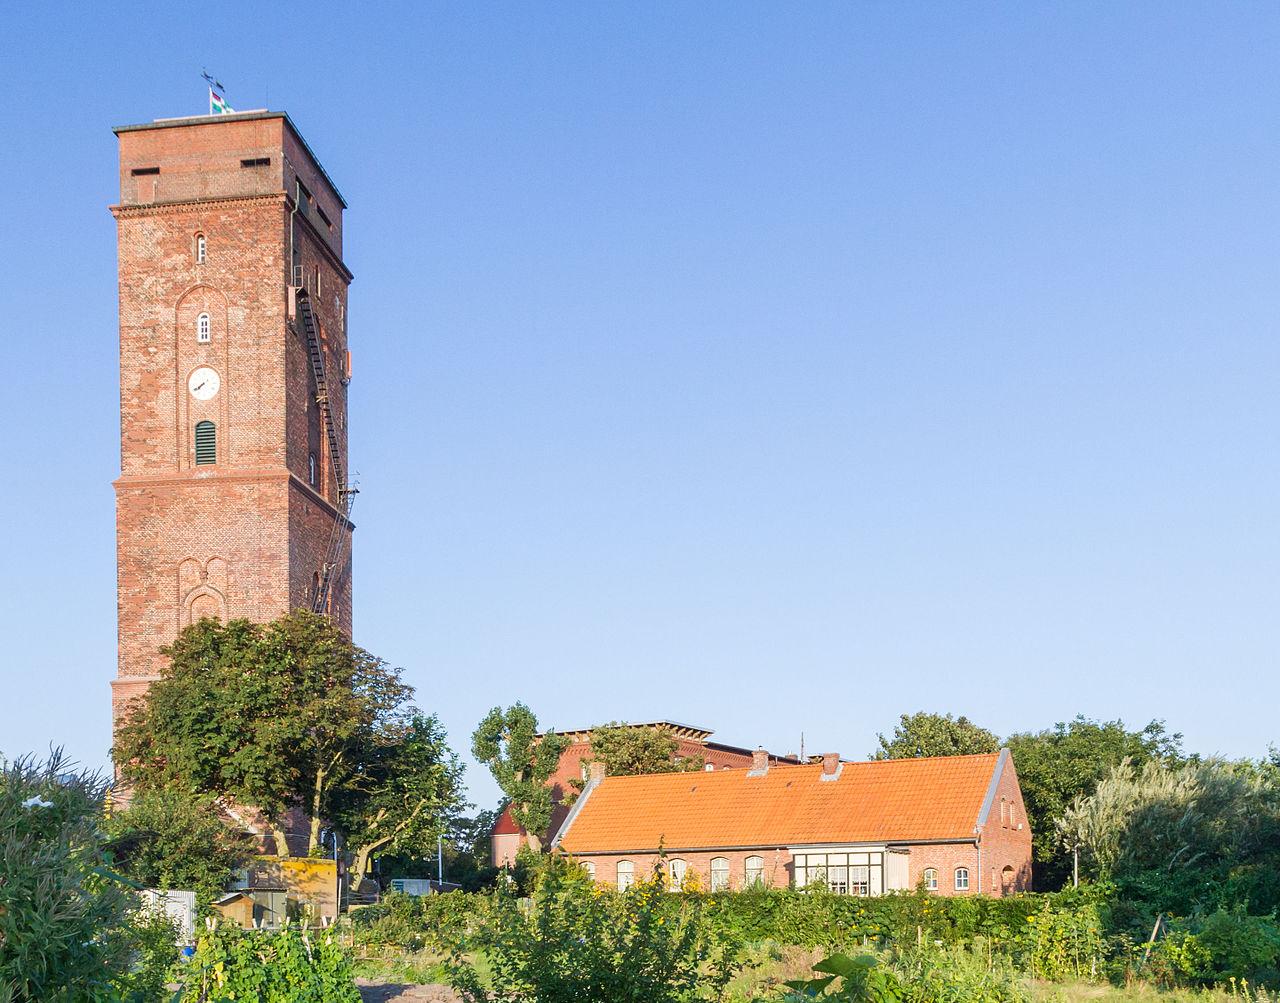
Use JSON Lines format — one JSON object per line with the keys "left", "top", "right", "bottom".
{"left": 954, "top": 867, "right": 969, "bottom": 892}
{"left": 923, "top": 868, "right": 938, "bottom": 891}
{"left": 581, "top": 861, "right": 596, "bottom": 880}
{"left": 744, "top": 855, "right": 764, "bottom": 887}
{"left": 195, "top": 234, "right": 206, "bottom": 264}
{"left": 309, "top": 452, "right": 317, "bottom": 486}
{"left": 615, "top": 860, "right": 634, "bottom": 892}
{"left": 194, "top": 421, "right": 216, "bottom": 465}
{"left": 710, "top": 857, "right": 730, "bottom": 892}
{"left": 197, "top": 313, "right": 211, "bottom": 343}
{"left": 1001, "top": 865, "right": 1015, "bottom": 895}
{"left": 668, "top": 858, "right": 687, "bottom": 890}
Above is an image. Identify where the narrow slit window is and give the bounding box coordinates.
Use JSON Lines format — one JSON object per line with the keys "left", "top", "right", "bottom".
{"left": 130, "top": 166, "right": 160, "bottom": 176}
{"left": 309, "top": 453, "right": 317, "bottom": 486}
{"left": 240, "top": 157, "right": 271, "bottom": 168}
{"left": 196, "top": 313, "right": 211, "bottom": 343}
{"left": 196, "top": 234, "right": 207, "bottom": 264}
{"left": 194, "top": 421, "right": 217, "bottom": 465}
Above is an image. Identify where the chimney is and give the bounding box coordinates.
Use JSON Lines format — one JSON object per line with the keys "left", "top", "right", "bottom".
{"left": 822, "top": 752, "right": 839, "bottom": 776}
{"left": 748, "top": 747, "right": 769, "bottom": 776}
{"left": 588, "top": 761, "right": 606, "bottom": 784}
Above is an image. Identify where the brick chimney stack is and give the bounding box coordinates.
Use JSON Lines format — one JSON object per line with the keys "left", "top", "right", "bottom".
{"left": 588, "top": 761, "right": 607, "bottom": 783}
{"left": 749, "top": 747, "right": 769, "bottom": 775}
{"left": 822, "top": 752, "right": 840, "bottom": 776}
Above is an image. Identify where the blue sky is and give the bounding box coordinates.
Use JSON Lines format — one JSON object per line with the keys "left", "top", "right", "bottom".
{"left": 1, "top": 3, "right": 1276, "bottom": 809}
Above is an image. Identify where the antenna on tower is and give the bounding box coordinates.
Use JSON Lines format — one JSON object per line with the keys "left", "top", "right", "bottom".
{"left": 800, "top": 731, "right": 805, "bottom": 762}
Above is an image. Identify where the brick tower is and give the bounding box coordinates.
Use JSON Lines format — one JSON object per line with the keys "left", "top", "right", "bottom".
{"left": 110, "top": 111, "right": 354, "bottom": 733}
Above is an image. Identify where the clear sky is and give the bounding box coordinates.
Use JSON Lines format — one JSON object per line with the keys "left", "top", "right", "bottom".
{"left": 1, "top": 3, "right": 1276, "bottom": 810}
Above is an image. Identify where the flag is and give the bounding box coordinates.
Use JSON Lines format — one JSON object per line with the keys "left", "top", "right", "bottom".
{"left": 209, "top": 88, "right": 233, "bottom": 115}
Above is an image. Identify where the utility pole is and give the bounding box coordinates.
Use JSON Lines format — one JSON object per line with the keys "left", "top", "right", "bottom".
{"left": 1073, "top": 844, "right": 1079, "bottom": 888}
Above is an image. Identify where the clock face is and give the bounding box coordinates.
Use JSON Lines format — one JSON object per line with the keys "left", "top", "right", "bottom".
{"left": 188, "top": 367, "right": 221, "bottom": 401}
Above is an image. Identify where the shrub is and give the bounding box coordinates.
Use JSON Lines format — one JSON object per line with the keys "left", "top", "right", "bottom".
{"left": 753, "top": 948, "right": 1029, "bottom": 1003}
{"left": 1156, "top": 911, "right": 1280, "bottom": 985}
{"left": 447, "top": 856, "right": 741, "bottom": 1002}
{"left": 104, "top": 787, "right": 254, "bottom": 907}
{"left": 177, "top": 922, "right": 361, "bottom": 1002}
{"left": 349, "top": 889, "right": 480, "bottom": 952}
{"left": 0, "top": 750, "right": 177, "bottom": 1002}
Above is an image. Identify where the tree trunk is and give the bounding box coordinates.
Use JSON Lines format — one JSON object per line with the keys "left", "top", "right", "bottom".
{"left": 307, "top": 769, "right": 326, "bottom": 857}
{"left": 526, "top": 832, "right": 543, "bottom": 854}
{"left": 351, "top": 839, "right": 391, "bottom": 885}
{"left": 271, "top": 825, "right": 292, "bottom": 858}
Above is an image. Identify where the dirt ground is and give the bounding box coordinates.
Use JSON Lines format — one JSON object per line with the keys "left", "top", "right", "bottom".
{"left": 356, "top": 980, "right": 460, "bottom": 1002}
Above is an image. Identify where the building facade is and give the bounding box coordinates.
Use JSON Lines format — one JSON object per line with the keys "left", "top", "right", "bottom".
{"left": 110, "top": 111, "right": 353, "bottom": 732}
{"left": 555, "top": 750, "right": 1033, "bottom": 897}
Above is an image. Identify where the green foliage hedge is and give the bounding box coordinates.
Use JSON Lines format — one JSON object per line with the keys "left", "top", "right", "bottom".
{"left": 178, "top": 923, "right": 361, "bottom": 1002}
{"left": 351, "top": 885, "right": 1280, "bottom": 990}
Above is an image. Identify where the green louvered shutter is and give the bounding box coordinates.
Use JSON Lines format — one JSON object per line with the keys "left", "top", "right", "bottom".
{"left": 194, "top": 421, "right": 217, "bottom": 465}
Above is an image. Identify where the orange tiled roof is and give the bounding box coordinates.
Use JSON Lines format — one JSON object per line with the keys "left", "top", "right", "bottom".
{"left": 557, "top": 752, "right": 1003, "bottom": 853}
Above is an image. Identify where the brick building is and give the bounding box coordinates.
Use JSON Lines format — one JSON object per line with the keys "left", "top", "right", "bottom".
{"left": 491, "top": 721, "right": 797, "bottom": 866}
{"left": 554, "top": 750, "right": 1032, "bottom": 897}
{"left": 109, "top": 110, "right": 354, "bottom": 734}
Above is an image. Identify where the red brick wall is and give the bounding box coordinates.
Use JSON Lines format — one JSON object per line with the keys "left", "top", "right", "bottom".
{"left": 900, "top": 842, "right": 982, "bottom": 896}
{"left": 112, "top": 116, "right": 352, "bottom": 733}
{"left": 975, "top": 755, "right": 1034, "bottom": 895}
{"left": 573, "top": 848, "right": 795, "bottom": 891}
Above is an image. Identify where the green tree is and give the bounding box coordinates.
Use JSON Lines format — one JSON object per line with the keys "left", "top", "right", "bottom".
{"left": 334, "top": 713, "right": 465, "bottom": 884}
{"left": 114, "top": 611, "right": 460, "bottom": 869}
{"left": 104, "top": 788, "right": 254, "bottom": 905}
{"left": 1005, "top": 716, "right": 1182, "bottom": 889}
{"left": 568, "top": 723, "right": 705, "bottom": 798}
{"left": 871, "top": 712, "right": 1000, "bottom": 760}
{"left": 1057, "top": 757, "right": 1280, "bottom": 914}
{"left": 472, "top": 704, "right": 568, "bottom": 853}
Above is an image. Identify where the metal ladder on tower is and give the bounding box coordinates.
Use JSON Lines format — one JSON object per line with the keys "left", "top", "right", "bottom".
{"left": 295, "top": 288, "right": 356, "bottom": 614}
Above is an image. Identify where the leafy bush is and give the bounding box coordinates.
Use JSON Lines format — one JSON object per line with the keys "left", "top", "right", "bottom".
{"left": 349, "top": 889, "right": 481, "bottom": 951}
{"left": 753, "top": 948, "right": 1028, "bottom": 1003}
{"left": 0, "top": 750, "right": 177, "bottom": 1002}
{"left": 446, "top": 856, "right": 741, "bottom": 1002}
{"left": 1156, "top": 912, "right": 1280, "bottom": 985}
{"left": 767, "top": 953, "right": 904, "bottom": 1002}
{"left": 104, "top": 787, "right": 254, "bottom": 907}
{"left": 177, "top": 922, "right": 361, "bottom": 1002}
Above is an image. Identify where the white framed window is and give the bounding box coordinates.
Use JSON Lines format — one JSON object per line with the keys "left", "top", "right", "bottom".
{"left": 954, "top": 867, "right": 969, "bottom": 891}
{"left": 582, "top": 861, "right": 596, "bottom": 880}
{"left": 668, "top": 858, "right": 687, "bottom": 890}
{"left": 196, "top": 234, "right": 206, "bottom": 263}
{"left": 923, "top": 867, "right": 938, "bottom": 891}
{"left": 197, "top": 313, "right": 211, "bottom": 343}
{"left": 616, "top": 860, "right": 634, "bottom": 891}
{"left": 744, "top": 855, "right": 764, "bottom": 887}
{"left": 710, "top": 857, "right": 730, "bottom": 892}
{"left": 793, "top": 851, "right": 883, "bottom": 896}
